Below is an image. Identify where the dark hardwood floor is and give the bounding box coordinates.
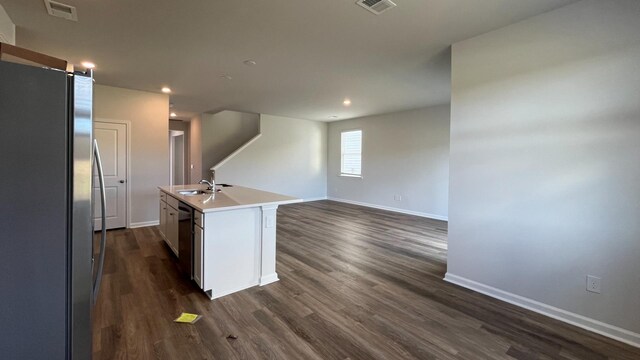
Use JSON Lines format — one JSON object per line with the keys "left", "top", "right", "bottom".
{"left": 93, "top": 200, "right": 640, "bottom": 359}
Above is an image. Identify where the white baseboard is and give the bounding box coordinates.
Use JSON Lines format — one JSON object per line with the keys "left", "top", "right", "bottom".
{"left": 210, "top": 282, "right": 261, "bottom": 300}
{"left": 327, "top": 197, "right": 448, "bottom": 221}
{"left": 129, "top": 220, "right": 159, "bottom": 229}
{"left": 303, "top": 196, "right": 328, "bottom": 202}
{"left": 259, "top": 273, "right": 280, "bottom": 286}
{"left": 444, "top": 273, "right": 640, "bottom": 348}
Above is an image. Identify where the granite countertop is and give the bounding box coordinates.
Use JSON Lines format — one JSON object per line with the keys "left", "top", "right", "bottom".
{"left": 158, "top": 184, "right": 302, "bottom": 213}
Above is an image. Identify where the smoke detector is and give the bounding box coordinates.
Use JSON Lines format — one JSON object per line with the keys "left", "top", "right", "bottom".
{"left": 356, "top": 0, "right": 397, "bottom": 15}
{"left": 44, "top": 0, "right": 78, "bottom": 21}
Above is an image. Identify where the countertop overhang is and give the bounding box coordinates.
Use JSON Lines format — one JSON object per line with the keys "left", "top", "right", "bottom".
{"left": 158, "top": 184, "right": 302, "bottom": 213}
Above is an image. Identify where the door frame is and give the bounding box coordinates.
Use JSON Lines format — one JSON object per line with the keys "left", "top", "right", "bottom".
{"left": 169, "top": 130, "right": 185, "bottom": 186}
{"left": 95, "top": 118, "right": 132, "bottom": 228}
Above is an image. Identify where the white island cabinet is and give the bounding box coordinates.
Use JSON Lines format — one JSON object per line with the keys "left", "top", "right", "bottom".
{"left": 193, "top": 210, "right": 204, "bottom": 288}
{"left": 158, "top": 191, "right": 179, "bottom": 256}
{"left": 158, "top": 185, "right": 301, "bottom": 299}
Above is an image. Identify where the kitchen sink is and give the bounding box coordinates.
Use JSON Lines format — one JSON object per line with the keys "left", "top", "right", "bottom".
{"left": 178, "top": 190, "right": 211, "bottom": 196}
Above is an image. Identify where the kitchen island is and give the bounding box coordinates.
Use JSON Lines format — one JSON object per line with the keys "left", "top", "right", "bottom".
{"left": 158, "top": 184, "right": 301, "bottom": 299}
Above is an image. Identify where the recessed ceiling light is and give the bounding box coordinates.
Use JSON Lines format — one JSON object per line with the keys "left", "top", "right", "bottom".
{"left": 343, "top": 99, "right": 352, "bottom": 106}
{"left": 161, "top": 87, "right": 172, "bottom": 93}
{"left": 220, "top": 75, "right": 233, "bottom": 80}
{"left": 243, "top": 59, "right": 257, "bottom": 66}
{"left": 81, "top": 61, "right": 95, "bottom": 69}
{"left": 169, "top": 102, "right": 175, "bottom": 108}
{"left": 170, "top": 112, "right": 177, "bottom": 117}
{"left": 330, "top": 116, "right": 338, "bottom": 119}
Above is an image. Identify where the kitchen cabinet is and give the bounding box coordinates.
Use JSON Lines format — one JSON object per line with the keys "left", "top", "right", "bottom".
{"left": 158, "top": 185, "right": 300, "bottom": 300}
{"left": 165, "top": 205, "right": 179, "bottom": 256}
{"left": 159, "top": 199, "right": 167, "bottom": 238}
{"left": 159, "top": 191, "right": 178, "bottom": 256}
{"left": 193, "top": 219, "right": 203, "bottom": 288}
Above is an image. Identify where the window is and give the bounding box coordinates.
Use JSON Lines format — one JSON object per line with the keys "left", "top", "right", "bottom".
{"left": 340, "top": 130, "right": 362, "bottom": 177}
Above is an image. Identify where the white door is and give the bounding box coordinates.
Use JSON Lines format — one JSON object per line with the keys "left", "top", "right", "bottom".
{"left": 94, "top": 121, "right": 127, "bottom": 230}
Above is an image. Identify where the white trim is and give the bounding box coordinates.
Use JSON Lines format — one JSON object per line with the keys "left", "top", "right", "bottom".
{"left": 207, "top": 282, "right": 260, "bottom": 300}
{"left": 328, "top": 197, "right": 448, "bottom": 221}
{"left": 259, "top": 273, "right": 279, "bottom": 286}
{"left": 95, "top": 119, "right": 132, "bottom": 229}
{"left": 211, "top": 133, "right": 262, "bottom": 171}
{"left": 303, "top": 196, "right": 328, "bottom": 202}
{"left": 129, "top": 220, "right": 159, "bottom": 229}
{"left": 340, "top": 173, "right": 363, "bottom": 179}
{"left": 443, "top": 273, "right": 640, "bottom": 349}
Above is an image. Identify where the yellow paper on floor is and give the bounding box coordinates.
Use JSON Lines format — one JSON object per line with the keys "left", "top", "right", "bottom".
{"left": 174, "top": 312, "right": 202, "bottom": 324}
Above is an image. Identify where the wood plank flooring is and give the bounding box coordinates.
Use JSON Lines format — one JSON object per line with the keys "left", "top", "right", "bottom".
{"left": 93, "top": 200, "right": 640, "bottom": 359}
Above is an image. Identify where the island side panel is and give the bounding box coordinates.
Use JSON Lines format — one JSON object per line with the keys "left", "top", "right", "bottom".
{"left": 259, "top": 204, "right": 279, "bottom": 286}
{"left": 203, "top": 207, "right": 262, "bottom": 299}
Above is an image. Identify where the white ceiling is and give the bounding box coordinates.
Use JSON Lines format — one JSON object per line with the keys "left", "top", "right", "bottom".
{"left": 1, "top": 0, "right": 577, "bottom": 121}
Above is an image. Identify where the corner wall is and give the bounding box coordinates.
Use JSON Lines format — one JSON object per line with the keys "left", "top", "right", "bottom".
{"left": 447, "top": 0, "right": 640, "bottom": 344}
{"left": 327, "top": 105, "right": 450, "bottom": 220}
{"left": 216, "top": 114, "right": 327, "bottom": 200}
{"left": 201, "top": 110, "right": 260, "bottom": 177}
{"left": 0, "top": 4, "right": 15, "bottom": 45}
{"left": 94, "top": 85, "right": 169, "bottom": 227}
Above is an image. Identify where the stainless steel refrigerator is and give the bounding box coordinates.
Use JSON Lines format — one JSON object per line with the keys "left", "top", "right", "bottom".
{"left": 0, "top": 59, "right": 107, "bottom": 359}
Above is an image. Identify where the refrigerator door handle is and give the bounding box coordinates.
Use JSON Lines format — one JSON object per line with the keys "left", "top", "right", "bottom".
{"left": 92, "top": 139, "right": 107, "bottom": 304}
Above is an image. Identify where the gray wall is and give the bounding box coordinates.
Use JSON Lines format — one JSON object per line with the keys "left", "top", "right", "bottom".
{"left": 190, "top": 114, "right": 202, "bottom": 182}
{"left": 448, "top": 0, "right": 640, "bottom": 336}
{"left": 94, "top": 85, "right": 169, "bottom": 226}
{"left": 328, "top": 106, "right": 450, "bottom": 219}
{"left": 216, "top": 114, "right": 327, "bottom": 200}
{"left": 201, "top": 110, "right": 260, "bottom": 178}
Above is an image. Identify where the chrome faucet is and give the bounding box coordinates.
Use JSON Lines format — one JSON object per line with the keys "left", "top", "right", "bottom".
{"left": 199, "top": 170, "right": 216, "bottom": 191}
{"left": 199, "top": 179, "right": 213, "bottom": 190}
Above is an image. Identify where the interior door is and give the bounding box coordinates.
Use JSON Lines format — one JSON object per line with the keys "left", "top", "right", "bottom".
{"left": 93, "top": 121, "right": 127, "bottom": 229}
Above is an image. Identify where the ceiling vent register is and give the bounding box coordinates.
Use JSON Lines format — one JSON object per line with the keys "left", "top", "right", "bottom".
{"left": 356, "top": 0, "right": 397, "bottom": 15}
{"left": 44, "top": 0, "right": 78, "bottom": 21}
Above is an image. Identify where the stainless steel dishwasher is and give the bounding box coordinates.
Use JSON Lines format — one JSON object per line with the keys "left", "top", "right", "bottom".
{"left": 178, "top": 202, "right": 193, "bottom": 279}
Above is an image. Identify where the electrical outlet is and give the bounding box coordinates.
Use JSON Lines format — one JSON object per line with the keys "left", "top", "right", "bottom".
{"left": 586, "top": 275, "right": 602, "bottom": 294}
{"left": 394, "top": 194, "right": 402, "bottom": 201}
{"left": 265, "top": 215, "right": 275, "bottom": 228}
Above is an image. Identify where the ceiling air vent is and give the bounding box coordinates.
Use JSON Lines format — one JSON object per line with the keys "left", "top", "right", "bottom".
{"left": 356, "top": 0, "right": 397, "bottom": 15}
{"left": 44, "top": 0, "right": 78, "bottom": 21}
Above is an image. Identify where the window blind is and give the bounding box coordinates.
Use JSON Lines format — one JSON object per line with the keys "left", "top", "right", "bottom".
{"left": 340, "top": 130, "right": 362, "bottom": 176}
